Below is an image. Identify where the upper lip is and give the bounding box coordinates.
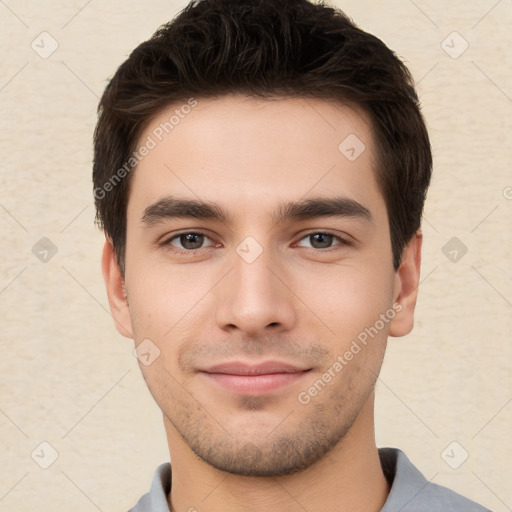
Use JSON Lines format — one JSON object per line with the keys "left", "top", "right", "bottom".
{"left": 202, "top": 361, "right": 309, "bottom": 376}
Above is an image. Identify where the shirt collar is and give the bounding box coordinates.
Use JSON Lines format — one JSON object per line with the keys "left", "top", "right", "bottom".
{"left": 129, "top": 447, "right": 488, "bottom": 512}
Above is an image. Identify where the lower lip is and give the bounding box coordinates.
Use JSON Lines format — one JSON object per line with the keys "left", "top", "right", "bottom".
{"left": 202, "top": 371, "right": 310, "bottom": 395}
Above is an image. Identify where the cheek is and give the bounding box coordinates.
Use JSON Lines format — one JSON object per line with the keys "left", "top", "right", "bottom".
{"left": 125, "top": 261, "right": 221, "bottom": 382}
{"left": 292, "top": 260, "right": 395, "bottom": 341}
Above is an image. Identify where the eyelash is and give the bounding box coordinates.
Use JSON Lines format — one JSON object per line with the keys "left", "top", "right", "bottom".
{"left": 159, "top": 230, "right": 350, "bottom": 255}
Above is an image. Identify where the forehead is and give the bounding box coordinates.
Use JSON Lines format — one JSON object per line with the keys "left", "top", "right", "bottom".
{"left": 127, "top": 95, "right": 384, "bottom": 223}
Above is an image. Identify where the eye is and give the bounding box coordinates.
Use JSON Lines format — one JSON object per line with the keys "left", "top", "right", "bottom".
{"left": 295, "top": 232, "right": 346, "bottom": 250}
{"left": 165, "top": 232, "right": 216, "bottom": 251}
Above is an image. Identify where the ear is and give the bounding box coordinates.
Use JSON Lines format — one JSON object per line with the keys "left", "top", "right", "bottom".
{"left": 388, "top": 230, "right": 422, "bottom": 337}
{"left": 102, "top": 237, "right": 134, "bottom": 338}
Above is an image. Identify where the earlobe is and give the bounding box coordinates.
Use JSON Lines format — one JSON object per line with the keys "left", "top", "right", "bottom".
{"left": 102, "top": 238, "right": 134, "bottom": 338}
{"left": 389, "top": 231, "right": 422, "bottom": 338}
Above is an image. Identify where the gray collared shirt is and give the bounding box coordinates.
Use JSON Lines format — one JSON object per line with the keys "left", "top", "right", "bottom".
{"left": 128, "top": 447, "right": 491, "bottom": 511}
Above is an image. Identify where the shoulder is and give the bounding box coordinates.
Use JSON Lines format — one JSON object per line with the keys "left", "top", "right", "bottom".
{"left": 379, "top": 447, "right": 492, "bottom": 512}
{"left": 127, "top": 462, "right": 171, "bottom": 512}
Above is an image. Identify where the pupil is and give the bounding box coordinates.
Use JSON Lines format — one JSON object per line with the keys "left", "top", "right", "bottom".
{"left": 182, "top": 233, "right": 203, "bottom": 249}
{"left": 311, "top": 233, "right": 332, "bottom": 248}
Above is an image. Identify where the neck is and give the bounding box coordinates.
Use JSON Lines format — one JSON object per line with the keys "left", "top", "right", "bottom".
{"left": 165, "top": 394, "right": 389, "bottom": 512}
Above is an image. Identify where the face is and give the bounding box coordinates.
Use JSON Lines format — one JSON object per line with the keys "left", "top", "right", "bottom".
{"left": 104, "top": 95, "right": 420, "bottom": 476}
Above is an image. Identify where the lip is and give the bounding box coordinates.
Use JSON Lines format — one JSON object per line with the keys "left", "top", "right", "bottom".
{"left": 200, "top": 361, "right": 311, "bottom": 395}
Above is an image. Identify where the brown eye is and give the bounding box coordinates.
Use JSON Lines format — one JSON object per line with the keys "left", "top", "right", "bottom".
{"left": 168, "top": 232, "right": 212, "bottom": 250}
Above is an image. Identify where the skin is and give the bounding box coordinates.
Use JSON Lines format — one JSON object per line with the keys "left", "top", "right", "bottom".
{"left": 103, "top": 95, "right": 422, "bottom": 512}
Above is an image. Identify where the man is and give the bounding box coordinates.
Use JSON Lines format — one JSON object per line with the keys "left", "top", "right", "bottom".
{"left": 93, "top": 1, "right": 491, "bottom": 510}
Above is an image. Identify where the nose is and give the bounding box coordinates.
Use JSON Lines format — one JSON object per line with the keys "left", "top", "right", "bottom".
{"left": 214, "top": 246, "right": 297, "bottom": 337}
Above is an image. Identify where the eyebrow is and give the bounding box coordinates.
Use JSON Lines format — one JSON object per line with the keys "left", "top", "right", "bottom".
{"left": 141, "top": 195, "right": 373, "bottom": 226}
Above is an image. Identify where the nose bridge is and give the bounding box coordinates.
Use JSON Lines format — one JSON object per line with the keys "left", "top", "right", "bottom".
{"left": 214, "top": 239, "right": 296, "bottom": 334}
{"left": 235, "top": 247, "right": 275, "bottom": 301}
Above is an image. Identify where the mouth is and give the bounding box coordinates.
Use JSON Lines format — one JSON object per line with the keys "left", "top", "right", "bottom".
{"left": 200, "top": 361, "right": 312, "bottom": 396}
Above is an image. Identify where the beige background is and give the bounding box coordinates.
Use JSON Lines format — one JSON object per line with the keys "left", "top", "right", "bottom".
{"left": 0, "top": 1, "right": 511, "bottom": 511}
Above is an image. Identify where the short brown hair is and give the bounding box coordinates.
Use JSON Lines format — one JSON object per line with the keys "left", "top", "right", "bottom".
{"left": 93, "top": 0, "right": 432, "bottom": 272}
